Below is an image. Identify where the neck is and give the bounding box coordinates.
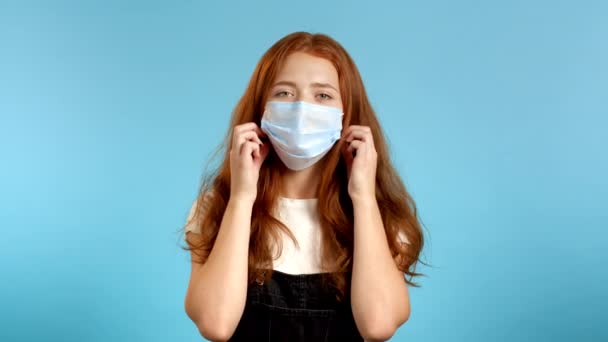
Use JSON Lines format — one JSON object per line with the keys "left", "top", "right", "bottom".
{"left": 280, "top": 163, "right": 323, "bottom": 199}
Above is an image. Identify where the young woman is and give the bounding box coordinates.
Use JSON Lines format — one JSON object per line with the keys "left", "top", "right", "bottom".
{"left": 183, "top": 32, "right": 424, "bottom": 342}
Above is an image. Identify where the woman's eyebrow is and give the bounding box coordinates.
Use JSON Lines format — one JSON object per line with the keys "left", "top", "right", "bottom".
{"left": 272, "top": 80, "right": 296, "bottom": 88}
{"left": 272, "top": 80, "right": 339, "bottom": 92}
{"left": 310, "top": 82, "right": 338, "bottom": 92}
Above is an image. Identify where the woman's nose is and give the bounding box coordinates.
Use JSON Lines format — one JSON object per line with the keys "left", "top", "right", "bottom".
{"left": 295, "top": 92, "right": 314, "bottom": 103}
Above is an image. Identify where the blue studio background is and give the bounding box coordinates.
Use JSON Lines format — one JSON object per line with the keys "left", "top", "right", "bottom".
{"left": 1, "top": 0, "right": 606, "bottom": 341}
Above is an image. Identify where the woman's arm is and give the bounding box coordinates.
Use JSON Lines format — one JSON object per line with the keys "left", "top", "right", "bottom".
{"left": 185, "top": 122, "right": 269, "bottom": 341}
{"left": 341, "top": 125, "right": 410, "bottom": 341}
{"left": 184, "top": 196, "right": 254, "bottom": 342}
{"left": 350, "top": 196, "right": 411, "bottom": 341}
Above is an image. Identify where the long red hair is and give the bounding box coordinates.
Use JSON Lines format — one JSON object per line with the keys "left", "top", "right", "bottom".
{"left": 183, "top": 32, "right": 426, "bottom": 301}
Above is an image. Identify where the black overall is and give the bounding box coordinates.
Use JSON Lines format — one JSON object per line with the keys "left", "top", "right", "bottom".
{"left": 229, "top": 269, "right": 364, "bottom": 341}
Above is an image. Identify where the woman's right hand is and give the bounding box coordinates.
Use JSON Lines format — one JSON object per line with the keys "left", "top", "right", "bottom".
{"left": 229, "top": 122, "right": 270, "bottom": 203}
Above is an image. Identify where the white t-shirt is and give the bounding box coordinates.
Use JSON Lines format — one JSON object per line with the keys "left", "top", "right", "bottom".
{"left": 185, "top": 196, "right": 409, "bottom": 275}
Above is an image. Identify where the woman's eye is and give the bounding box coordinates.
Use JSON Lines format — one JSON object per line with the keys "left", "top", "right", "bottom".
{"left": 317, "top": 93, "right": 333, "bottom": 100}
{"left": 275, "top": 91, "right": 291, "bottom": 97}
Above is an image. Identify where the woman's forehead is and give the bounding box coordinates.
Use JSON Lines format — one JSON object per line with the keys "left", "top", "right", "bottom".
{"left": 274, "top": 52, "right": 339, "bottom": 87}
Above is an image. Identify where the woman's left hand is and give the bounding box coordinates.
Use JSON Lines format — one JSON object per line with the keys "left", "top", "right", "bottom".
{"left": 341, "top": 125, "right": 378, "bottom": 202}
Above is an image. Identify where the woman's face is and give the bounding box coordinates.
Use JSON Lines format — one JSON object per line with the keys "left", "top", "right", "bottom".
{"left": 268, "top": 52, "right": 343, "bottom": 110}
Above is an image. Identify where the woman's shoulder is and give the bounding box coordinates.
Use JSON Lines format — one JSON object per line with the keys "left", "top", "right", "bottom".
{"left": 184, "top": 191, "right": 215, "bottom": 234}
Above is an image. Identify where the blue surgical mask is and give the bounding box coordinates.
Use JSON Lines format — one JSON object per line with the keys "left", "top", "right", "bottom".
{"left": 261, "top": 101, "right": 343, "bottom": 171}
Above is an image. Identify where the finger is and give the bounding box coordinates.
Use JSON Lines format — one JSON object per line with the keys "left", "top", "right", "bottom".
{"left": 248, "top": 140, "right": 261, "bottom": 159}
{"left": 239, "top": 143, "right": 260, "bottom": 160}
{"left": 240, "top": 141, "right": 261, "bottom": 158}
{"left": 256, "top": 143, "right": 271, "bottom": 163}
{"left": 237, "top": 128, "right": 263, "bottom": 143}
{"left": 343, "top": 128, "right": 374, "bottom": 148}
{"left": 234, "top": 122, "right": 261, "bottom": 133}
{"left": 237, "top": 131, "right": 264, "bottom": 146}
{"left": 235, "top": 122, "right": 266, "bottom": 139}
{"left": 341, "top": 126, "right": 354, "bottom": 140}
{"left": 341, "top": 125, "right": 371, "bottom": 138}
{"left": 232, "top": 132, "right": 263, "bottom": 155}
{"left": 341, "top": 140, "right": 354, "bottom": 159}
{"left": 346, "top": 140, "right": 364, "bottom": 155}
{"left": 232, "top": 123, "right": 265, "bottom": 148}
{"left": 343, "top": 130, "right": 367, "bottom": 144}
